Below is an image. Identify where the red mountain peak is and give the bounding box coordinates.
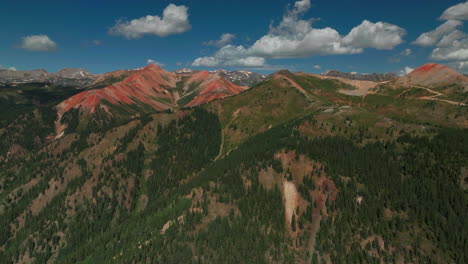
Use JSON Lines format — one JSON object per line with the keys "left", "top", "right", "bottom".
{"left": 410, "top": 63, "right": 448, "bottom": 75}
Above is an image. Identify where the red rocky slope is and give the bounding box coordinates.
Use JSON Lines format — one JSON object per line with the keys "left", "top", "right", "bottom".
{"left": 57, "top": 65, "right": 247, "bottom": 115}
{"left": 397, "top": 63, "right": 468, "bottom": 90}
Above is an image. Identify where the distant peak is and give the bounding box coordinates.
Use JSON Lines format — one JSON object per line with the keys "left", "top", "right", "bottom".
{"left": 175, "top": 68, "right": 193, "bottom": 74}
{"left": 397, "top": 63, "right": 467, "bottom": 89}
{"left": 321, "top": 69, "right": 397, "bottom": 82}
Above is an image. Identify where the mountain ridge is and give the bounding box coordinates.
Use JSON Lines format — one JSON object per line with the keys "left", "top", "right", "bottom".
{"left": 396, "top": 63, "right": 468, "bottom": 90}
{"left": 0, "top": 68, "right": 97, "bottom": 86}
{"left": 321, "top": 70, "right": 397, "bottom": 82}
{"left": 57, "top": 65, "right": 247, "bottom": 116}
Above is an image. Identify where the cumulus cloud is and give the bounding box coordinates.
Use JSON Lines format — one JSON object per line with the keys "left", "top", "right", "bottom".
{"left": 429, "top": 27, "right": 468, "bottom": 61}
{"left": 413, "top": 20, "right": 462, "bottom": 46}
{"left": 430, "top": 38, "right": 468, "bottom": 61}
{"left": 20, "top": 35, "right": 57, "bottom": 51}
{"left": 147, "top": 59, "right": 165, "bottom": 67}
{"left": 293, "top": 0, "right": 311, "bottom": 13}
{"left": 204, "top": 33, "right": 236, "bottom": 47}
{"left": 440, "top": 1, "right": 468, "bottom": 20}
{"left": 192, "top": 57, "right": 219, "bottom": 67}
{"left": 313, "top": 65, "right": 321, "bottom": 70}
{"left": 192, "top": 56, "right": 266, "bottom": 67}
{"left": 192, "top": 0, "right": 405, "bottom": 68}
{"left": 109, "top": 4, "right": 191, "bottom": 39}
{"left": 413, "top": 2, "right": 468, "bottom": 66}
{"left": 342, "top": 20, "right": 406, "bottom": 50}
{"left": 399, "top": 66, "right": 414, "bottom": 76}
{"left": 452, "top": 60, "right": 468, "bottom": 72}
{"left": 225, "top": 57, "right": 266, "bottom": 67}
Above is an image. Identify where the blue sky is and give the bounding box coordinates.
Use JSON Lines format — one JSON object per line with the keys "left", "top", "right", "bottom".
{"left": 1, "top": 0, "right": 467, "bottom": 74}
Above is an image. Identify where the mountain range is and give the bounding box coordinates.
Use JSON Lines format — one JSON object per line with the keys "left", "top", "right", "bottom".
{"left": 321, "top": 70, "right": 398, "bottom": 82}
{"left": 0, "top": 68, "right": 97, "bottom": 86}
{"left": 0, "top": 62, "right": 466, "bottom": 264}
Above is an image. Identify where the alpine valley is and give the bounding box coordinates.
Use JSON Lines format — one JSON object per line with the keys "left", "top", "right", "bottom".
{"left": 0, "top": 62, "right": 467, "bottom": 264}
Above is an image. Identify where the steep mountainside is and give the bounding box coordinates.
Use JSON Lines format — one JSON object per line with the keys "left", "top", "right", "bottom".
{"left": 57, "top": 65, "right": 247, "bottom": 116}
{"left": 322, "top": 70, "right": 397, "bottom": 82}
{"left": 396, "top": 63, "right": 468, "bottom": 90}
{"left": 0, "top": 64, "right": 466, "bottom": 264}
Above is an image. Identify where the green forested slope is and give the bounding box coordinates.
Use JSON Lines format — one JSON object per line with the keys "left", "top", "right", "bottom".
{"left": 0, "top": 74, "right": 466, "bottom": 264}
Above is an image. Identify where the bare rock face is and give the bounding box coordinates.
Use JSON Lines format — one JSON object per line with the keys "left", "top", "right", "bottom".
{"left": 211, "top": 69, "right": 267, "bottom": 87}
{"left": 54, "top": 68, "right": 97, "bottom": 79}
{"left": 322, "top": 70, "right": 398, "bottom": 82}
{"left": 176, "top": 68, "right": 266, "bottom": 87}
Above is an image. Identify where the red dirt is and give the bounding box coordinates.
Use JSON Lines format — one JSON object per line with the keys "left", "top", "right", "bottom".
{"left": 57, "top": 65, "right": 247, "bottom": 115}
{"left": 185, "top": 76, "right": 246, "bottom": 107}
{"left": 411, "top": 63, "right": 445, "bottom": 74}
{"left": 397, "top": 63, "right": 468, "bottom": 90}
{"left": 58, "top": 65, "right": 176, "bottom": 114}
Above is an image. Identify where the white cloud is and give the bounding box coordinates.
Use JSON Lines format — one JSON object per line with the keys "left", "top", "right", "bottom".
{"left": 192, "top": 0, "right": 405, "bottom": 68}
{"left": 440, "top": 1, "right": 468, "bottom": 20}
{"left": 404, "top": 66, "right": 414, "bottom": 74}
{"left": 204, "top": 33, "right": 236, "bottom": 47}
{"left": 109, "top": 4, "right": 191, "bottom": 39}
{"left": 430, "top": 39, "right": 468, "bottom": 61}
{"left": 421, "top": 2, "right": 468, "bottom": 64}
{"left": 248, "top": 27, "right": 361, "bottom": 58}
{"left": 192, "top": 56, "right": 266, "bottom": 68}
{"left": 147, "top": 59, "right": 165, "bottom": 67}
{"left": 413, "top": 20, "right": 462, "bottom": 46}
{"left": 429, "top": 26, "right": 468, "bottom": 61}
{"left": 402, "top": 48, "right": 412, "bottom": 56}
{"left": 225, "top": 57, "right": 266, "bottom": 67}
{"left": 192, "top": 57, "right": 220, "bottom": 67}
{"left": 413, "top": 2, "right": 468, "bottom": 63}
{"left": 342, "top": 20, "right": 406, "bottom": 50}
{"left": 452, "top": 61, "right": 468, "bottom": 72}
{"left": 293, "top": 0, "right": 311, "bottom": 13}
{"left": 20, "top": 35, "right": 57, "bottom": 51}
{"left": 313, "top": 65, "right": 321, "bottom": 70}
{"left": 399, "top": 66, "right": 414, "bottom": 76}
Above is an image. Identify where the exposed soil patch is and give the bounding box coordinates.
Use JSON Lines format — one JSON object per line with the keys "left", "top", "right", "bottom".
{"left": 282, "top": 181, "right": 299, "bottom": 228}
